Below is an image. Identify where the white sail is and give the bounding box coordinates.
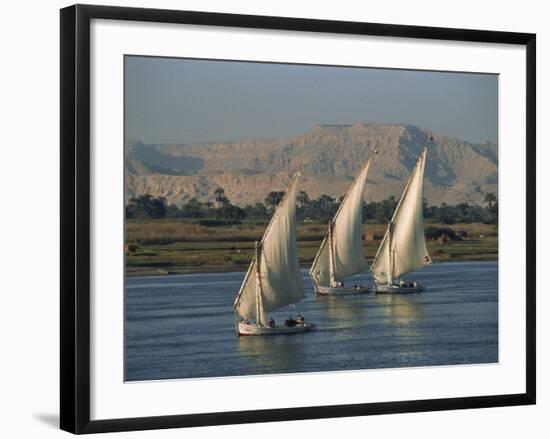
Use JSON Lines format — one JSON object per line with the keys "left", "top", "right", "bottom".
{"left": 372, "top": 148, "right": 431, "bottom": 284}
{"left": 310, "top": 161, "right": 370, "bottom": 286}
{"left": 234, "top": 173, "right": 305, "bottom": 322}
{"left": 310, "top": 238, "right": 331, "bottom": 286}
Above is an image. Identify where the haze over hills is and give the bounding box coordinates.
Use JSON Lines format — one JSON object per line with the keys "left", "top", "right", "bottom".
{"left": 125, "top": 123, "right": 498, "bottom": 207}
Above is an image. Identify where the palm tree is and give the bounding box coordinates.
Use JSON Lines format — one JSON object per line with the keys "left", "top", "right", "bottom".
{"left": 484, "top": 192, "right": 497, "bottom": 209}
{"left": 264, "top": 191, "right": 285, "bottom": 210}
{"left": 204, "top": 201, "right": 214, "bottom": 214}
{"left": 297, "top": 190, "right": 310, "bottom": 208}
{"left": 214, "top": 187, "right": 229, "bottom": 208}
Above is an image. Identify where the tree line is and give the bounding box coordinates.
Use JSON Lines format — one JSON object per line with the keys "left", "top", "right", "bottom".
{"left": 126, "top": 189, "right": 498, "bottom": 225}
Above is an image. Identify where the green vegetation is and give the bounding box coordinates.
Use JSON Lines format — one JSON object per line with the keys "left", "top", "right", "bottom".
{"left": 125, "top": 221, "right": 497, "bottom": 276}
{"left": 126, "top": 189, "right": 499, "bottom": 225}
{"left": 125, "top": 188, "right": 498, "bottom": 276}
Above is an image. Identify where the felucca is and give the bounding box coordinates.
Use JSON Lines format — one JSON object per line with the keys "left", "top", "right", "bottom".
{"left": 233, "top": 171, "right": 313, "bottom": 335}
{"left": 371, "top": 145, "right": 432, "bottom": 293}
{"left": 309, "top": 159, "right": 371, "bottom": 295}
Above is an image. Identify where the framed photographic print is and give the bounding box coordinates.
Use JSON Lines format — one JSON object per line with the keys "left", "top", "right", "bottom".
{"left": 60, "top": 4, "right": 536, "bottom": 434}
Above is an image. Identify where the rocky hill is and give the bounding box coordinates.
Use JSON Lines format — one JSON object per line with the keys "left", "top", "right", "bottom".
{"left": 125, "top": 123, "right": 497, "bottom": 207}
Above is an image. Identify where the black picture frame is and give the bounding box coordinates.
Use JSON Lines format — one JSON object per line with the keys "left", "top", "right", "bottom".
{"left": 60, "top": 4, "right": 536, "bottom": 434}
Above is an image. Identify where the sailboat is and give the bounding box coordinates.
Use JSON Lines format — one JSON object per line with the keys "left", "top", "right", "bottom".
{"left": 233, "top": 171, "right": 314, "bottom": 336}
{"left": 309, "top": 159, "right": 371, "bottom": 295}
{"left": 371, "top": 146, "right": 432, "bottom": 293}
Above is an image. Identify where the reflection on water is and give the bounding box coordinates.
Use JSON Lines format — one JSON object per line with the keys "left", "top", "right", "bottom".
{"left": 376, "top": 293, "right": 425, "bottom": 323}
{"left": 237, "top": 334, "right": 307, "bottom": 372}
{"left": 375, "top": 293, "right": 426, "bottom": 343}
{"left": 125, "top": 261, "right": 498, "bottom": 381}
{"left": 315, "top": 294, "right": 368, "bottom": 326}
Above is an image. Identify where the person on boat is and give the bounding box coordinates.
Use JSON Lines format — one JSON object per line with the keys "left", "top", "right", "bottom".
{"left": 297, "top": 314, "right": 305, "bottom": 325}
{"left": 269, "top": 317, "right": 275, "bottom": 328}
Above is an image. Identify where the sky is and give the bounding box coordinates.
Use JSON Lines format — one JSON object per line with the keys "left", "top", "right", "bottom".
{"left": 125, "top": 56, "right": 498, "bottom": 145}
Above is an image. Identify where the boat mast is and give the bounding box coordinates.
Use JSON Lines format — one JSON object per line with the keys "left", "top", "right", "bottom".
{"left": 387, "top": 222, "right": 393, "bottom": 286}
{"left": 328, "top": 220, "right": 336, "bottom": 287}
{"left": 372, "top": 146, "right": 426, "bottom": 281}
{"left": 234, "top": 170, "right": 302, "bottom": 325}
{"left": 254, "top": 240, "right": 265, "bottom": 326}
{"left": 310, "top": 158, "right": 371, "bottom": 286}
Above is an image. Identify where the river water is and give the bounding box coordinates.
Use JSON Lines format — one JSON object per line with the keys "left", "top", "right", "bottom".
{"left": 125, "top": 261, "right": 498, "bottom": 381}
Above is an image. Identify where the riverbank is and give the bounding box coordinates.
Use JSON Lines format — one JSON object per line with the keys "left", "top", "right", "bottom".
{"left": 125, "top": 221, "right": 497, "bottom": 277}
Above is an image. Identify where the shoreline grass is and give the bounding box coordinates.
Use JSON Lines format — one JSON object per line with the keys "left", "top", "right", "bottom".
{"left": 125, "top": 221, "right": 498, "bottom": 277}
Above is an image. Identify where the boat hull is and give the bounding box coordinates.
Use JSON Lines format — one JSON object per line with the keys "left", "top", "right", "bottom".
{"left": 374, "top": 283, "right": 424, "bottom": 293}
{"left": 237, "top": 321, "right": 314, "bottom": 336}
{"left": 315, "top": 285, "right": 370, "bottom": 296}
